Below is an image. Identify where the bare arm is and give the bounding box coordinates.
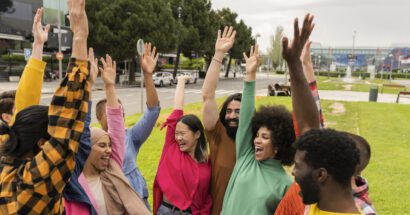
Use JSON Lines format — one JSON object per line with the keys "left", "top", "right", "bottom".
{"left": 31, "top": 8, "right": 50, "bottom": 60}
{"left": 69, "top": 0, "right": 89, "bottom": 61}
{"left": 282, "top": 14, "right": 320, "bottom": 134}
{"left": 202, "top": 26, "right": 236, "bottom": 130}
{"left": 174, "top": 76, "right": 190, "bottom": 110}
{"left": 301, "top": 41, "right": 316, "bottom": 83}
{"left": 140, "top": 43, "right": 160, "bottom": 108}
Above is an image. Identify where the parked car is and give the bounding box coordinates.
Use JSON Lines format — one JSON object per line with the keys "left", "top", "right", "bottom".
{"left": 153, "top": 72, "right": 174, "bottom": 87}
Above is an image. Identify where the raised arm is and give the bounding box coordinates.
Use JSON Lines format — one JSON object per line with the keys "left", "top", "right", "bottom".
{"left": 202, "top": 26, "right": 236, "bottom": 130}
{"left": 236, "top": 45, "right": 259, "bottom": 159}
{"left": 100, "top": 54, "right": 125, "bottom": 167}
{"left": 174, "top": 75, "right": 190, "bottom": 110}
{"left": 26, "top": 0, "right": 90, "bottom": 196}
{"left": 141, "top": 42, "right": 160, "bottom": 108}
{"left": 282, "top": 14, "right": 320, "bottom": 135}
{"left": 12, "top": 8, "right": 50, "bottom": 123}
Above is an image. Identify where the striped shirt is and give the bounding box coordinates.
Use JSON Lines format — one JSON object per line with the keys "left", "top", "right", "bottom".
{"left": 0, "top": 59, "right": 90, "bottom": 214}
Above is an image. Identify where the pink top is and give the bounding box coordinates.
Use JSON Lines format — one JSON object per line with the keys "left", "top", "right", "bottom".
{"left": 153, "top": 109, "right": 212, "bottom": 215}
{"left": 64, "top": 106, "right": 125, "bottom": 215}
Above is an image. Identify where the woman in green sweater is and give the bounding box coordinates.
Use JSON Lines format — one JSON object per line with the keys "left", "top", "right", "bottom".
{"left": 221, "top": 44, "right": 296, "bottom": 214}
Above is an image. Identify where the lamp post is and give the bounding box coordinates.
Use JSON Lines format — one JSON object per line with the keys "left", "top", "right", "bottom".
{"left": 389, "top": 54, "right": 393, "bottom": 81}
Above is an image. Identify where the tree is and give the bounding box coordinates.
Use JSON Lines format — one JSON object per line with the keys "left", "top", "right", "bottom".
{"left": 0, "top": 0, "right": 13, "bottom": 14}
{"left": 267, "top": 26, "right": 284, "bottom": 70}
{"left": 86, "top": 0, "right": 177, "bottom": 84}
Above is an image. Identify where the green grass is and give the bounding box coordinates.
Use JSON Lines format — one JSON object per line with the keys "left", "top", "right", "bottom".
{"left": 124, "top": 96, "right": 409, "bottom": 213}
{"left": 316, "top": 76, "right": 409, "bottom": 94}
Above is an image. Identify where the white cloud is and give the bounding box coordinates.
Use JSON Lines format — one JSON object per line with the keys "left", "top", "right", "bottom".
{"left": 212, "top": 0, "right": 410, "bottom": 52}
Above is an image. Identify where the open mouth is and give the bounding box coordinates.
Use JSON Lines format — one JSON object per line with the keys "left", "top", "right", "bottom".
{"left": 101, "top": 156, "right": 110, "bottom": 166}
{"left": 255, "top": 146, "right": 263, "bottom": 155}
{"left": 178, "top": 142, "right": 186, "bottom": 150}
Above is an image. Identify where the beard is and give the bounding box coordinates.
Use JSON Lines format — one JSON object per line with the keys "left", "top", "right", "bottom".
{"left": 224, "top": 118, "right": 239, "bottom": 140}
{"left": 296, "top": 171, "right": 320, "bottom": 205}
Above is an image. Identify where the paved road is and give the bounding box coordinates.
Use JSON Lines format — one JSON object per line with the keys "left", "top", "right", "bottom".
{"left": 33, "top": 73, "right": 284, "bottom": 122}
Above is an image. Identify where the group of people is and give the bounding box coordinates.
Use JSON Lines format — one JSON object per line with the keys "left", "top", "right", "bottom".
{"left": 0, "top": 0, "right": 377, "bottom": 214}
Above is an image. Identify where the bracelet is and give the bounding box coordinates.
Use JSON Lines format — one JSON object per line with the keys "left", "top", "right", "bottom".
{"left": 212, "top": 57, "right": 223, "bottom": 64}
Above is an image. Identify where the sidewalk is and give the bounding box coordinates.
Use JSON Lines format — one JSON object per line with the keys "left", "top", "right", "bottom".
{"left": 256, "top": 89, "right": 410, "bottom": 104}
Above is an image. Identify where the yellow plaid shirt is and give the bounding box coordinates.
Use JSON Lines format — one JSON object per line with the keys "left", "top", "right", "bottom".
{"left": 0, "top": 59, "right": 90, "bottom": 214}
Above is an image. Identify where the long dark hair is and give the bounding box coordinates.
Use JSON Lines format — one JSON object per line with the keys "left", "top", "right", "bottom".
{"left": 0, "top": 105, "right": 50, "bottom": 157}
{"left": 178, "top": 114, "right": 208, "bottom": 163}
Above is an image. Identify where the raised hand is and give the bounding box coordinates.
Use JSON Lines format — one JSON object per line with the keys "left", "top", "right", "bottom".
{"left": 100, "top": 54, "right": 116, "bottom": 87}
{"left": 177, "top": 75, "right": 191, "bottom": 84}
{"left": 215, "top": 26, "right": 236, "bottom": 53}
{"left": 243, "top": 44, "right": 260, "bottom": 81}
{"left": 88, "top": 47, "right": 99, "bottom": 85}
{"left": 32, "top": 8, "right": 50, "bottom": 45}
{"left": 282, "top": 14, "right": 315, "bottom": 63}
{"left": 140, "top": 43, "right": 159, "bottom": 76}
{"left": 67, "top": 0, "right": 88, "bottom": 39}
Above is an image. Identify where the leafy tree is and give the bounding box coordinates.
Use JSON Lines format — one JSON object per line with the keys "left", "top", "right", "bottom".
{"left": 267, "top": 26, "right": 284, "bottom": 70}
{"left": 86, "top": 0, "right": 177, "bottom": 84}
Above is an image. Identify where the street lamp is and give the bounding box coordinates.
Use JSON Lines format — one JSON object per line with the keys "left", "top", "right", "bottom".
{"left": 389, "top": 54, "right": 393, "bottom": 80}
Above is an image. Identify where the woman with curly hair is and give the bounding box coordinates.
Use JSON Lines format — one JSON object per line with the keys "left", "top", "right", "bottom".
{"left": 220, "top": 44, "right": 296, "bottom": 215}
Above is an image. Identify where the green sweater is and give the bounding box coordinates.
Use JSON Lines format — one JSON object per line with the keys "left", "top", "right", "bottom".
{"left": 221, "top": 81, "right": 292, "bottom": 215}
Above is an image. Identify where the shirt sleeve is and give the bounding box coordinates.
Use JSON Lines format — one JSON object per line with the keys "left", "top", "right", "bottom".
{"left": 75, "top": 101, "right": 92, "bottom": 175}
{"left": 236, "top": 81, "right": 255, "bottom": 159}
{"left": 21, "top": 58, "right": 90, "bottom": 197}
{"left": 11, "top": 58, "right": 46, "bottom": 125}
{"left": 128, "top": 104, "right": 160, "bottom": 154}
{"left": 107, "top": 106, "right": 126, "bottom": 167}
{"left": 162, "top": 109, "right": 183, "bottom": 150}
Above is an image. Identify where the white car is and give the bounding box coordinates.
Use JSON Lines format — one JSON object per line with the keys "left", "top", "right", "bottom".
{"left": 153, "top": 72, "right": 174, "bottom": 87}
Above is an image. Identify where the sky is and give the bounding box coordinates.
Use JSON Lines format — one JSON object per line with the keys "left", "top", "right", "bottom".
{"left": 211, "top": 0, "right": 410, "bottom": 53}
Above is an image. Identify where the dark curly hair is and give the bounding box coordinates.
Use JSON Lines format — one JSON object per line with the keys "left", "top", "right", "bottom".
{"left": 294, "top": 129, "right": 360, "bottom": 186}
{"left": 219, "top": 93, "right": 242, "bottom": 126}
{"left": 251, "top": 105, "right": 296, "bottom": 166}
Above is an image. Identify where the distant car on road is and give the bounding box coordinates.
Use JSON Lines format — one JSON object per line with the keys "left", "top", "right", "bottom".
{"left": 153, "top": 72, "right": 173, "bottom": 87}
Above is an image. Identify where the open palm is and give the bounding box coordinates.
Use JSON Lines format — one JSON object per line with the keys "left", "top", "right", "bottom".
{"left": 88, "top": 47, "right": 99, "bottom": 85}
{"left": 100, "top": 54, "right": 116, "bottom": 86}
{"left": 243, "top": 45, "right": 260, "bottom": 75}
{"left": 215, "top": 26, "right": 236, "bottom": 53}
{"left": 32, "top": 8, "right": 50, "bottom": 44}
{"left": 140, "top": 43, "right": 159, "bottom": 75}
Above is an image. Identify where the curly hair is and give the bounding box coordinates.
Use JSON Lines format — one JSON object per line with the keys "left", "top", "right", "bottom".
{"left": 294, "top": 129, "right": 360, "bottom": 186}
{"left": 251, "top": 105, "right": 296, "bottom": 166}
{"left": 219, "top": 93, "right": 242, "bottom": 126}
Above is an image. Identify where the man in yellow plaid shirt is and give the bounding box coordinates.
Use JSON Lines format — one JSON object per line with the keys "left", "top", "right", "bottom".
{"left": 0, "top": 0, "right": 90, "bottom": 214}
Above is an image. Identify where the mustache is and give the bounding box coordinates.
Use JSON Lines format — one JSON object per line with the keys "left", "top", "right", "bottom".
{"left": 225, "top": 118, "right": 239, "bottom": 124}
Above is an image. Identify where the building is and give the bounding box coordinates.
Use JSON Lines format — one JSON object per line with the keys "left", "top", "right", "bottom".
{"left": 0, "top": 0, "right": 71, "bottom": 81}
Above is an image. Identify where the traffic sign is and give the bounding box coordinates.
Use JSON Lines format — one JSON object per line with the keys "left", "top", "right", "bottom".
{"left": 24, "top": 48, "right": 32, "bottom": 61}
{"left": 56, "top": 52, "right": 64, "bottom": 61}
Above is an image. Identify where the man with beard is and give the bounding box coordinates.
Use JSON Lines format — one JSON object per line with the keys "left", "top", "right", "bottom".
{"left": 201, "top": 26, "right": 237, "bottom": 215}
{"left": 292, "top": 129, "right": 361, "bottom": 215}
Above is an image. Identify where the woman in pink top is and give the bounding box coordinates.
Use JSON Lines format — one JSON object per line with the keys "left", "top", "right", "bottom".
{"left": 64, "top": 54, "right": 149, "bottom": 215}
{"left": 154, "top": 75, "right": 212, "bottom": 215}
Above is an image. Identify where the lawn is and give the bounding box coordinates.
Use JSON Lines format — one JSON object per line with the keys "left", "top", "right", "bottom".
{"left": 316, "top": 76, "right": 410, "bottom": 94}
{"left": 123, "top": 96, "right": 409, "bottom": 213}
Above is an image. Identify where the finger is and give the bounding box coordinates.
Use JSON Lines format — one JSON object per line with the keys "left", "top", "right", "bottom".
{"left": 227, "top": 26, "right": 234, "bottom": 38}
{"left": 67, "top": 0, "right": 73, "bottom": 12}
{"left": 282, "top": 37, "right": 289, "bottom": 53}
{"left": 106, "top": 54, "right": 112, "bottom": 67}
{"left": 229, "top": 30, "right": 237, "bottom": 41}
{"left": 243, "top": 52, "right": 249, "bottom": 61}
{"left": 143, "top": 43, "right": 148, "bottom": 56}
{"left": 94, "top": 58, "right": 98, "bottom": 66}
{"left": 306, "top": 23, "right": 315, "bottom": 41}
{"left": 99, "top": 67, "right": 104, "bottom": 74}
{"left": 154, "top": 53, "right": 159, "bottom": 63}
{"left": 44, "top": 24, "right": 50, "bottom": 33}
{"left": 100, "top": 57, "right": 107, "bottom": 68}
{"left": 301, "top": 14, "right": 310, "bottom": 42}
{"left": 152, "top": 46, "right": 157, "bottom": 59}
{"left": 250, "top": 46, "right": 254, "bottom": 57}
{"left": 80, "top": 0, "right": 86, "bottom": 11}
{"left": 222, "top": 26, "right": 228, "bottom": 38}
{"left": 148, "top": 43, "right": 152, "bottom": 56}
{"left": 217, "top": 29, "right": 221, "bottom": 39}
{"left": 88, "top": 48, "right": 93, "bottom": 60}
{"left": 294, "top": 18, "right": 300, "bottom": 41}
{"left": 113, "top": 61, "right": 117, "bottom": 72}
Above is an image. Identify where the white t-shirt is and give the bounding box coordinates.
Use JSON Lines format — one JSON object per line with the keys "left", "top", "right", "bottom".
{"left": 87, "top": 177, "right": 109, "bottom": 215}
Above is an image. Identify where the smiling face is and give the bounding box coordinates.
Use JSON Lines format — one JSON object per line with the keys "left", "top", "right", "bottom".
{"left": 253, "top": 126, "right": 276, "bottom": 161}
{"left": 224, "top": 100, "right": 241, "bottom": 128}
{"left": 88, "top": 135, "right": 112, "bottom": 172}
{"left": 175, "top": 121, "right": 200, "bottom": 156}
